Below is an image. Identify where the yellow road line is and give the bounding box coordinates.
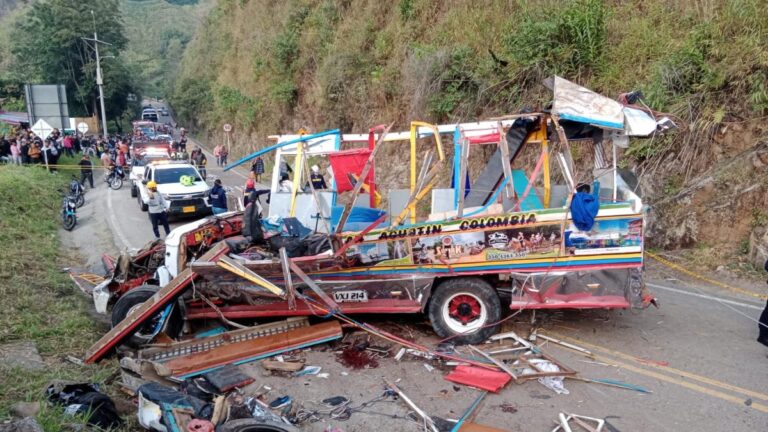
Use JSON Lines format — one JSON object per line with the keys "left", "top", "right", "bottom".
{"left": 588, "top": 352, "right": 768, "bottom": 414}
{"left": 648, "top": 252, "right": 768, "bottom": 301}
{"left": 548, "top": 332, "right": 768, "bottom": 402}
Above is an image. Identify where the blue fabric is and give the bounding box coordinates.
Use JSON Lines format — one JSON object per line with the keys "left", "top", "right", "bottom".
{"left": 330, "top": 206, "right": 386, "bottom": 232}
{"left": 212, "top": 207, "right": 227, "bottom": 215}
{"left": 570, "top": 181, "right": 600, "bottom": 231}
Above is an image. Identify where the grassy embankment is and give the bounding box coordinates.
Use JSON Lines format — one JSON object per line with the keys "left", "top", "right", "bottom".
{"left": 0, "top": 159, "right": 118, "bottom": 430}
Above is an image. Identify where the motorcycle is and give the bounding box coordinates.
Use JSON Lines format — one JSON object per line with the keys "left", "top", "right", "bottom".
{"left": 60, "top": 191, "right": 77, "bottom": 231}
{"left": 69, "top": 176, "right": 85, "bottom": 208}
{"left": 106, "top": 165, "right": 124, "bottom": 190}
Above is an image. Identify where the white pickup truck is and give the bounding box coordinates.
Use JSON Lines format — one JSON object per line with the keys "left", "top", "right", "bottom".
{"left": 129, "top": 149, "right": 170, "bottom": 198}
{"left": 136, "top": 161, "right": 212, "bottom": 217}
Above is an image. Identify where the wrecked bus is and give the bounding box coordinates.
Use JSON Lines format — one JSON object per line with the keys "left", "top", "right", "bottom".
{"left": 82, "top": 77, "right": 672, "bottom": 353}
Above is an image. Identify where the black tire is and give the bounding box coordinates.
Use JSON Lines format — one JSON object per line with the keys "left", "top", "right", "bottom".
{"left": 130, "top": 184, "right": 137, "bottom": 198}
{"left": 63, "top": 214, "right": 76, "bottom": 231}
{"left": 110, "top": 285, "right": 182, "bottom": 348}
{"left": 75, "top": 194, "right": 85, "bottom": 208}
{"left": 427, "top": 277, "right": 501, "bottom": 344}
{"left": 138, "top": 194, "right": 148, "bottom": 212}
{"left": 109, "top": 176, "right": 122, "bottom": 190}
{"left": 218, "top": 419, "right": 299, "bottom": 432}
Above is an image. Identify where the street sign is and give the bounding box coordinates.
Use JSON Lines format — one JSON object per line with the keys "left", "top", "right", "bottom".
{"left": 223, "top": 123, "right": 232, "bottom": 132}
{"left": 77, "top": 122, "right": 89, "bottom": 134}
{"left": 31, "top": 119, "right": 54, "bottom": 140}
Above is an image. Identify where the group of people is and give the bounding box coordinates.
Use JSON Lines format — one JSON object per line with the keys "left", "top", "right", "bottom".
{"left": 0, "top": 128, "right": 67, "bottom": 168}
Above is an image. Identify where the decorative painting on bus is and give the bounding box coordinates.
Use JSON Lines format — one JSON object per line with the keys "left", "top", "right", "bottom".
{"left": 482, "top": 224, "right": 562, "bottom": 261}
{"left": 565, "top": 218, "right": 642, "bottom": 256}
{"left": 411, "top": 232, "right": 487, "bottom": 265}
{"left": 343, "top": 240, "right": 413, "bottom": 267}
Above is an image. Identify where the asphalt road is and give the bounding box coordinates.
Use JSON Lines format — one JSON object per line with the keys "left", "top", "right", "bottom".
{"left": 71, "top": 104, "right": 768, "bottom": 431}
{"left": 107, "top": 102, "right": 254, "bottom": 249}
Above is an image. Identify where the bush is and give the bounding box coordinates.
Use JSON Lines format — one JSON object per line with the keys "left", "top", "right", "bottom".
{"left": 170, "top": 77, "right": 212, "bottom": 127}
{"left": 426, "top": 47, "right": 480, "bottom": 120}
{"left": 503, "top": 0, "right": 607, "bottom": 77}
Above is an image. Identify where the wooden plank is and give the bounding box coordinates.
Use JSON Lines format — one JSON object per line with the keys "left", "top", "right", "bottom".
{"left": 391, "top": 161, "right": 445, "bottom": 226}
{"left": 468, "top": 345, "right": 518, "bottom": 381}
{"left": 457, "top": 423, "right": 507, "bottom": 432}
{"left": 216, "top": 255, "right": 285, "bottom": 297}
{"left": 497, "top": 121, "right": 516, "bottom": 202}
{"left": 158, "top": 320, "right": 343, "bottom": 379}
{"left": 457, "top": 137, "right": 469, "bottom": 218}
{"left": 334, "top": 123, "right": 393, "bottom": 234}
{"left": 279, "top": 248, "right": 297, "bottom": 310}
{"left": 139, "top": 317, "right": 310, "bottom": 361}
{"left": 85, "top": 242, "right": 229, "bottom": 363}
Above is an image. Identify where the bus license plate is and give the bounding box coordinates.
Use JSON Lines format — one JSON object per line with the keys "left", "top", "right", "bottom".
{"left": 182, "top": 206, "right": 195, "bottom": 213}
{"left": 333, "top": 290, "right": 368, "bottom": 303}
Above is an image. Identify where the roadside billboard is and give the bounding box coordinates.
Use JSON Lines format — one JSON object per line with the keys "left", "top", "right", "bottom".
{"left": 24, "top": 84, "right": 70, "bottom": 131}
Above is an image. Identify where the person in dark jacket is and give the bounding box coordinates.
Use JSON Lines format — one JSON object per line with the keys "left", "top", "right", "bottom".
{"left": 759, "top": 259, "right": 768, "bottom": 347}
{"left": 251, "top": 156, "right": 265, "bottom": 182}
{"left": 78, "top": 155, "right": 94, "bottom": 188}
{"left": 20, "top": 139, "right": 30, "bottom": 164}
{"left": 242, "top": 190, "right": 265, "bottom": 244}
{"left": 309, "top": 165, "right": 327, "bottom": 190}
{"left": 209, "top": 179, "right": 228, "bottom": 214}
{"left": 191, "top": 147, "right": 207, "bottom": 179}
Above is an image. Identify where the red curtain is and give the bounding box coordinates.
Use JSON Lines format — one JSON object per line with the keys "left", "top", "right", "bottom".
{"left": 328, "top": 148, "right": 372, "bottom": 193}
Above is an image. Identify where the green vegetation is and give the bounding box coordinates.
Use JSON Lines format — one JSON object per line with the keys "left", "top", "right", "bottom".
{"left": 171, "top": 0, "right": 768, "bottom": 175}
{"left": 0, "top": 162, "right": 118, "bottom": 430}
{"left": 0, "top": 0, "right": 211, "bottom": 126}
{"left": 8, "top": 0, "right": 139, "bottom": 121}
{"left": 121, "top": 0, "right": 214, "bottom": 99}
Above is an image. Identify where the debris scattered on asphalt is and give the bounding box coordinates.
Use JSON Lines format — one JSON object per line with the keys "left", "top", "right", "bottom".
{"left": 552, "top": 412, "right": 606, "bottom": 432}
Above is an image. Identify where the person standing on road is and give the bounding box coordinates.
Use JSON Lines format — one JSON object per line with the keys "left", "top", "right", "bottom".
{"left": 220, "top": 145, "right": 228, "bottom": 166}
{"left": 100, "top": 150, "right": 112, "bottom": 179}
{"left": 146, "top": 180, "right": 170, "bottom": 239}
{"left": 759, "top": 259, "right": 768, "bottom": 347}
{"left": 191, "top": 147, "right": 208, "bottom": 180}
{"left": 209, "top": 179, "right": 228, "bottom": 215}
{"left": 213, "top": 144, "right": 222, "bottom": 166}
{"left": 251, "top": 156, "right": 265, "bottom": 182}
{"left": 78, "top": 154, "right": 94, "bottom": 188}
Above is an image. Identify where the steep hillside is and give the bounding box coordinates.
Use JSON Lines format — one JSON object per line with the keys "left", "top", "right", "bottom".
{"left": 153, "top": 0, "right": 768, "bottom": 261}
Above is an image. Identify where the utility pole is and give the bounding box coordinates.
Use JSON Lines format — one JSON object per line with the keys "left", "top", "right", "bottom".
{"left": 83, "top": 10, "right": 112, "bottom": 137}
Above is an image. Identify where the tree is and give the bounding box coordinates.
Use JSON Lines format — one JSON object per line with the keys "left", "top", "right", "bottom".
{"left": 11, "top": 0, "right": 139, "bottom": 119}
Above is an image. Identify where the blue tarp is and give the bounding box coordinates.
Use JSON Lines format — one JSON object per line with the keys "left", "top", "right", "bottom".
{"left": 331, "top": 206, "right": 386, "bottom": 232}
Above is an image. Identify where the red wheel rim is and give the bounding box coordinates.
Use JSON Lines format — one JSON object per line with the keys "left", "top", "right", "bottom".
{"left": 448, "top": 294, "right": 482, "bottom": 325}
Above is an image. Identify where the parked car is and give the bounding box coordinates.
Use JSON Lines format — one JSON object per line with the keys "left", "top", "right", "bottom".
{"left": 135, "top": 161, "right": 212, "bottom": 216}
{"left": 129, "top": 148, "right": 171, "bottom": 198}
